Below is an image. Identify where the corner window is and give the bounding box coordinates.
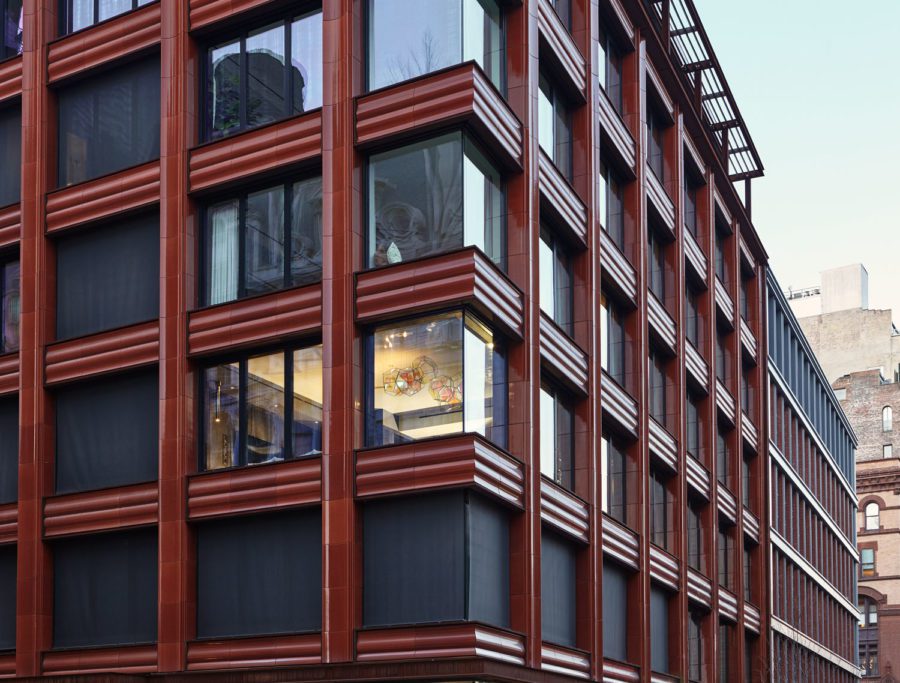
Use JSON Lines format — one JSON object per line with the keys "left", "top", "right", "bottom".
{"left": 883, "top": 405, "right": 892, "bottom": 432}
{"left": 539, "top": 227, "right": 572, "bottom": 335}
{"left": 205, "top": 9, "right": 322, "bottom": 141}
{"left": 59, "top": 0, "right": 154, "bottom": 35}
{"left": 367, "top": 0, "right": 503, "bottom": 92}
{"left": 539, "top": 383, "right": 573, "bottom": 490}
{"left": 368, "top": 133, "right": 504, "bottom": 269}
{"left": 598, "top": 25, "right": 622, "bottom": 114}
{"left": 601, "top": 432, "right": 627, "bottom": 524}
{"left": 1, "top": 1, "right": 22, "bottom": 59}
{"left": 599, "top": 161, "right": 625, "bottom": 249}
{"left": 366, "top": 311, "right": 507, "bottom": 448}
{"left": 0, "top": 105, "right": 20, "bottom": 207}
{"left": 861, "top": 548, "right": 876, "bottom": 576}
{"left": 203, "top": 176, "right": 322, "bottom": 306}
{"left": 0, "top": 259, "right": 18, "bottom": 353}
{"left": 600, "top": 292, "right": 625, "bottom": 385}
{"left": 649, "top": 467, "right": 672, "bottom": 551}
{"left": 538, "top": 71, "right": 572, "bottom": 179}
{"left": 865, "top": 502, "right": 880, "bottom": 531}
{"left": 57, "top": 57, "right": 160, "bottom": 186}
{"left": 202, "top": 345, "right": 323, "bottom": 471}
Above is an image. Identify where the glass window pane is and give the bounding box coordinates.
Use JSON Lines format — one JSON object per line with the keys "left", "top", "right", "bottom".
{"left": 291, "top": 10, "right": 323, "bottom": 113}
{"left": 244, "top": 185, "right": 285, "bottom": 296}
{"left": 209, "top": 40, "right": 241, "bottom": 140}
{"left": 463, "top": 318, "right": 489, "bottom": 436}
{"left": 71, "top": 0, "right": 93, "bottom": 31}
{"left": 1, "top": 261, "right": 18, "bottom": 353}
{"left": 0, "top": 106, "right": 20, "bottom": 208}
{"left": 204, "top": 363, "right": 240, "bottom": 470}
{"left": 246, "top": 352, "right": 286, "bottom": 465}
{"left": 98, "top": 0, "right": 131, "bottom": 22}
{"left": 462, "top": 0, "right": 502, "bottom": 88}
{"left": 293, "top": 346, "right": 323, "bottom": 457}
{"left": 539, "top": 388, "right": 555, "bottom": 480}
{"left": 539, "top": 234, "right": 555, "bottom": 320}
{"left": 538, "top": 76, "right": 554, "bottom": 158}
{"left": 464, "top": 138, "right": 504, "bottom": 266}
{"left": 206, "top": 200, "right": 239, "bottom": 305}
{"left": 554, "top": 240, "right": 571, "bottom": 332}
{"left": 247, "top": 23, "right": 287, "bottom": 130}
{"left": 290, "top": 177, "right": 323, "bottom": 286}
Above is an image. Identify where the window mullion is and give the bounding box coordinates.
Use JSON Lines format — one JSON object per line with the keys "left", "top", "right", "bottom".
{"left": 283, "top": 20, "right": 292, "bottom": 120}
{"left": 283, "top": 182, "right": 292, "bottom": 289}
{"left": 238, "top": 359, "right": 248, "bottom": 468}
{"left": 240, "top": 37, "right": 248, "bottom": 132}
{"left": 237, "top": 196, "right": 246, "bottom": 298}
{"left": 284, "top": 349, "right": 294, "bottom": 462}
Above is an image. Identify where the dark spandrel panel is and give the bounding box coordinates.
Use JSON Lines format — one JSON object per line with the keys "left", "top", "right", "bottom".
{"left": 650, "top": 585, "right": 669, "bottom": 674}
{"left": 56, "top": 213, "right": 159, "bottom": 340}
{"left": 57, "top": 57, "right": 160, "bottom": 187}
{"left": 55, "top": 369, "right": 159, "bottom": 494}
{"left": 53, "top": 528, "right": 157, "bottom": 648}
{"left": 540, "top": 529, "right": 576, "bottom": 648}
{"left": 466, "top": 492, "right": 509, "bottom": 628}
{"left": 196, "top": 508, "right": 322, "bottom": 638}
{"left": 0, "top": 106, "right": 20, "bottom": 208}
{"left": 0, "top": 398, "right": 17, "bottom": 504}
{"left": 363, "top": 490, "right": 466, "bottom": 627}
{"left": 0, "top": 545, "right": 14, "bottom": 651}
{"left": 602, "top": 559, "right": 628, "bottom": 661}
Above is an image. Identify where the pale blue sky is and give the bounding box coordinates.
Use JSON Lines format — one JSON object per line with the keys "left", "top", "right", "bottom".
{"left": 694, "top": 0, "right": 900, "bottom": 316}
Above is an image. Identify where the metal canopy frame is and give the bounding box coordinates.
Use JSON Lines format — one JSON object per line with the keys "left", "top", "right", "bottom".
{"left": 648, "top": 0, "right": 764, "bottom": 182}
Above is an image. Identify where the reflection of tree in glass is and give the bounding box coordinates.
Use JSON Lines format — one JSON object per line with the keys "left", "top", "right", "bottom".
{"left": 211, "top": 52, "right": 241, "bottom": 138}
{"left": 386, "top": 31, "right": 445, "bottom": 86}
{"left": 290, "top": 180, "right": 323, "bottom": 283}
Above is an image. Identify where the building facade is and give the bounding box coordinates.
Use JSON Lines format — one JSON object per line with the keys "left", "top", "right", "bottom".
{"left": 0, "top": 0, "right": 857, "bottom": 681}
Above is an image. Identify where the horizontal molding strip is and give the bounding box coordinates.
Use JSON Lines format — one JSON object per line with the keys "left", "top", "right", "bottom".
{"left": 743, "top": 507, "right": 760, "bottom": 543}
{"left": 646, "top": 170, "right": 675, "bottom": 234}
{"left": 717, "top": 587, "right": 738, "bottom": 622}
{"left": 539, "top": 314, "right": 588, "bottom": 396}
{"left": 647, "top": 293, "right": 676, "bottom": 354}
{"left": 602, "top": 658, "right": 640, "bottom": 683}
{"left": 0, "top": 203, "right": 19, "bottom": 248}
{"left": 42, "top": 644, "right": 157, "bottom": 675}
{"left": 47, "top": 2, "right": 161, "bottom": 84}
{"left": 355, "top": 248, "right": 524, "bottom": 339}
{"left": 598, "top": 92, "right": 636, "bottom": 174}
{"left": 683, "top": 230, "right": 708, "bottom": 286}
{"left": 601, "top": 514, "right": 639, "bottom": 570}
{"left": 682, "top": 132, "right": 705, "bottom": 178}
{"left": 685, "top": 455, "right": 710, "bottom": 501}
{"left": 356, "top": 435, "right": 524, "bottom": 509}
{"left": 540, "top": 643, "right": 590, "bottom": 679}
{"left": 540, "top": 478, "right": 589, "bottom": 542}
{"left": 714, "top": 276, "right": 735, "bottom": 328}
{"left": 356, "top": 63, "right": 522, "bottom": 170}
{"left": 648, "top": 418, "right": 677, "bottom": 472}
{"left": 600, "top": 231, "right": 637, "bottom": 305}
{"left": 46, "top": 161, "right": 161, "bottom": 233}
{"left": 189, "top": 112, "right": 322, "bottom": 193}
{"left": 190, "top": 0, "right": 276, "bottom": 31}
{"left": 43, "top": 481, "right": 158, "bottom": 538}
{"left": 649, "top": 545, "right": 679, "bottom": 590}
{"left": 684, "top": 342, "right": 708, "bottom": 393}
{"left": 186, "top": 633, "right": 321, "bottom": 670}
{"left": 45, "top": 321, "right": 160, "bottom": 385}
{"left": 0, "top": 652, "right": 11, "bottom": 676}
{"left": 740, "top": 318, "right": 758, "bottom": 362}
{"left": 744, "top": 602, "right": 761, "bottom": 634}
{"left": 600, "top": 372, "right": 638, "bottom": 437}
{"left": 715, "top": 378, "right": 735, "bottom": 425}
{"left": 686, "top": 567, "right": 713, "bottom": 608}
{"left": 0, "top": 353, "right": 18, "bottom": 395}
{"left": 0, "top": 503, "right": 16, "bottom": 544}
{"left": 770, "top": 617, "right": 859, "bottom": 676}
{"left": 536, "top": 0, "right": 586, "bottom": 97}
{"left": 739, "top": 236, "right": 757, "bottom": 271}
{"left": 538, "top": 151, "right": 588, "bottom": 247}
{"left": 741, "top": 414, "right": 758, "bottom": 453}
{"left": 717, "top": 484, "right": 737, "bottom": 524}
{"left": 0, "top": 55, "right": 21, "bottom": 103}
{"left": 356, "top": 624, "right": 525, "bottom": 666}
{"left": 188, "top": 284, "right": 322, "bottom": 356}
{"left": 188, "top": 457, "right": 322, "bottom": 520}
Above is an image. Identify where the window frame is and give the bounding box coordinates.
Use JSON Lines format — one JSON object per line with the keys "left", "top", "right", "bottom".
{"left": 538, "top": 225, "right": 573, "bottom": 336}
{"left": 539, "top": 380, "right": 574, "bottom": 491}
{"left": 0, "top": 257, "right": 18, "bottom": 354}
{"left": 883, "top": 405, "right": 892, "bottom": 432}
{"left": 537, "top": 69, "right": 572, "bottom": 179}
{"left": 601, "top": 431, "right": 627, "bottom": 524}
{"left": 649, "top": 467, "right": 671, "bottom": 551}
{"left": 58, "top": 0, "right": 155, "bottom": 36}
{"left": 865, "top": 502, "right": 880, "bottom": 531}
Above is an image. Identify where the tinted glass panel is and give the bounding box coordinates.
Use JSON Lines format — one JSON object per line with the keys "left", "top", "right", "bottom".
{"left": 0, "top": 105, "right": 19, "bottom": 207}
{"left": 56, "top": 214, "right": 159, "bottom": 339}
{"left": 53, "top": 528, "right": 157, "bottom": 648}
{"left": 0, "top": 260, "right": 18, "bottom": 353}
{"left": 58, "top": 58, "right": 160, "bottom": 186}
{"left": 650, "top": 587, "right": 669, "bottom": 672}
{"left": 541, "top": 529, "right": 576, "bottom": 647}
{"left": 466, "top": 493, "right": 509, "bottom": 627}
{"left": 539, "top": 385, "right": 573, "bottom": 490}
{"left": 0, "top": 545, "right": 13, "bottom": 650}
{"left": 55, "top": 370, "right": 158, "bottom": 493}
{"left": 602, "top": 560, "right": 628, "bottom": 661}
{"left": 196, "top": 508, "right": 322, "bottom": 638}
{"left": 0, "top": 398, "right": 16, "bottom": 504}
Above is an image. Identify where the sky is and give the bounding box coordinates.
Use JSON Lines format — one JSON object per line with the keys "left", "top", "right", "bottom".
{"left": 693, "top": 0, "right": 900, "bottom": 317}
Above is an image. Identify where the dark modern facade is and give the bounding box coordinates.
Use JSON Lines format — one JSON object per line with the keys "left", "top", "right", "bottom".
{"left": 0, "top": 0, "right": 858, "bottom": 681}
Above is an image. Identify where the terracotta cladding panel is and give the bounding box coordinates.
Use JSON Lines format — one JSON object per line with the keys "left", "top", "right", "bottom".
{"left": 47, "top": 3, "right": 162, "bottom": 84}
{"left": 598, "top": 92, "right": 636, "bottom": 173}
{"left": 45, "top": 321, "right": 160, "bottom": 385}
{"left": 0, "top": 55, "right": 21, "bottom": 103}
{"left": 602, "top": 658, "right": 640, "bottom": 683}
{"left": 539, "top": 479, "right": 589, "bottom": 542}
{"left": 538, "top": 314, "right": 588, "bottom": 395}
{"left": 648, "top": 545, "right": 680, "bottom": 590}
{"left": 43, "top": 481, "right": 158, "bottom": 538}
{"left": 0, "top": 653, "right": 12, "bottom": 676}
{"left": 187, "top": 284, "right": 322, "bottom": 356}
{"left": 186, "top": 634, "right": 322, "bottom": 670}
{"left": 41, "top": 644, "right": 158, "bottom": 675}
{"left": 0, "top": 203, "right": 20, "bottom": 248}
{"left": 540, "top": 643, "right": 591, "bottom": 679}
{"left": 45, "top": 162, "right": 161, "bottom": 234}
{"left": 355, "top": 249, "right": 524, "bottom": 339}
{"left": 0, "top": 503, "right": 16, "bottom": 544}
{"left": 538, "top": 152, "right": 587, "bottom": 246}
{"left": 599, "top": 231, "right": 637, "bottom": 305}
{"left": 356, "top": 435, "right": 525, "bottom": 508}
{"left": 189, "top": 0, "right": 274, "bottom": 30}
{"left": 187, "top": 458, "right": 322, "bottom": 520}
{"left": 536, "top": 0, "right": 586, "bottom": 97}
{"left": 356, "top": 624, "right": 525, "bottom": 664}
{"left": 601, "top": 515, "right": 639, "bottom": 570}
{"left": 189, "top": 113, "right": 323, "bottom": 192}
{"left": 0, "top": 353, "right": 18, "bottom": 396}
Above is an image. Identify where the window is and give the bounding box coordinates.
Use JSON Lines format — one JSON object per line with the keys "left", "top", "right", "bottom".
{"left": 865, "top": 502, "right": 880, "bottom": 531}
{"left": 539, "top": 383, "right": 573, "bottom": 490}
{"left": 718, "top": 525, "right": 733, "bottom": 590}
{"left": 685, "top": 283, "right": 700, "bottom": 348}
{"left": 203, "top": 176, "right": 322, "bottom": 306}
{"left": 883, "top": 405, "right": 892, "bottom": 431}
{"left": 539, "top": 227, "right": 572, "bottom": 335}
{"left": 649, "top": 468, "right": 671, "bottom": 551}
{"left": 55, "top": 369, "right": 158, "bottom": 494}
{"left": 598, "top": 25, "right": 622, "bottom": 114}
{"left": 368, "top": 133, "right": 504, "bottom": 269}
{"left": 538, "top": 70, "right": 572, "bottom": 179}
{"left": 686, "top": 391, "right": 701, "bottom": 462}
{"left": 0, "top": 398, "right": 16, "bottom": 504}
{"left": 859, "top": 597, "right": 878, "bottom": 627}
{"left": 196, "top": 508, "right": 321, "bottom": 638}
{"left": 860, "top": 638, "right": 878, "bottom": 677}
{"left": 59, "top": 0, "right": 154, "bottom": 35}
{"left": 647, "top": 225, "right": 666, "bottom": 301}
{"left": 367, "top": 0, "right": 503, "bottom": 92}
{"left": 716, "top": 426, "right": 730, "bottom": 488}
{"left": 0, "top": 105, "right": 19, "bottom": 207}
{"left": 202, "top": 345, "right": 323, "bottom": 471}
{"left": 687, "top": 498, "right": 704, "bottom": 572}
{"left": 541, "top": 528, "right": 576, "bottom": 648}
{"left": 363, "top": 490, "right": 509, "bottom": 628}
{"left": 650, "top": 586, "right": 669, "bottom": 673}
{"left": 717, "top": 623, "right": 731, "bottom": 682}
{"left": 599, "top": 162, "right": 625, "bottom": 249}
{"left": 0, "top": 545, "right": 12, "bottom": 650}
{"left": 714, "top": 222, "right": 728, "bottom": 283}
{"left": 648, "top": 349, "right": 666, "bottom": 424}
{"left": 601, "top": 432, "right": 627, "bottom": 524}
{"left": 687, "top": 610, "right": 703, "bottom": 682}
{"left": 715, "top": 330, "right": 730, "bottom": 383}
{"left": 743, "top": 546, "right": 752, "bottom": 602}
{"left": 740, "top": 369, "right": 752, "bottom": 416}
{"left": 739, "top": 276, "right": 750, "bottom": 320}
{"left": 205, "top": 9, "right": 322, "bottom": 140}
{"left": 56, "top": 214, "right": 159, "bottom": 339}
{"left": 646, "top": 106, "right": 665, "bottom": 180}
{"left": 367, "top": 311, "right": 507, "bottom": 447}
{"left": 683, "top": 175, "right": 700, "bottom": 238}
{"left": 1, "top": 1, "right": 22, "bottom": 59}
{"left": 602, "top": 560, "right": 629, "bottom": 662}
{"left": 600, "top": 292, "right": 625, "bottom": 384}
{"left": 547, "top": 0, "right": 570, "bottom": 28}
{"left": 0, "top": 259, "right": 18, "bottom": 353}
{"left": 742, "top": 454, "right": 751, "bottom": 508}
{"left": 58, "top": 58, "right": 159, "bottom": 187}
{"left": 53, "top": 528, "right": 157, "bottom": 648}
{"left": 884, "top": 444, "right": 893, "bottom": 459}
